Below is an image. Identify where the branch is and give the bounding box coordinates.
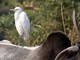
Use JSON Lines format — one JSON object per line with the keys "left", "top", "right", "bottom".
{"left": 23, "top": 0, "right": 39, "bottom": 11}
{"left": 0, "top": 7, "right": 9, "bottom": 15}
{"left": 61, "top": 2, "right": 66, "bottom": 34}
{"left": 72, "top": 1, "right": 80, "bottom": 39}
{"left": 23, "top": 5, "right": 39, "bottom": 11}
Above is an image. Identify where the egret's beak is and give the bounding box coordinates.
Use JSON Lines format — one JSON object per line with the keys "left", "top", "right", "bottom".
{"left": 10, "top": 9, "right": 15, "bottom": 12}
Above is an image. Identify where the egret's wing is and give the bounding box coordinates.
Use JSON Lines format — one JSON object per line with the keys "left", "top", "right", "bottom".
{"left": 20, "top": 12, "right": 30, "bottom": 40}
{"left": 22, "top": 12, "right": 30, "bottom": 31}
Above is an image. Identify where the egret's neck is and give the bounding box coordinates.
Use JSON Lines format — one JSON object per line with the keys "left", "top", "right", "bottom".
{"left": 14, "top": 11, "right": 22, "bottom": 21}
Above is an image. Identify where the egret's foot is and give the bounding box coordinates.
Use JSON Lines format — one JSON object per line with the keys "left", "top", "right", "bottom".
{"left": 21, "top": 39, "right": 24, "bottom": 48}
{"left": 17, "top": 39, "right": 20, "bottom": 46}
{"left": 22, "top": 44, "right": 24, "bottom": 47}
{"left": 17, "top": 44, "right": 20, "bottom": 47}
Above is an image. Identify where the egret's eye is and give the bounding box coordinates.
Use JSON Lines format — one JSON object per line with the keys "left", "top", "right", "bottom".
{"left": 15, "top": 9, "right": 18, "bottom": 10}
{"left": 16, "top": 9, "right": 18, "bottom": 10}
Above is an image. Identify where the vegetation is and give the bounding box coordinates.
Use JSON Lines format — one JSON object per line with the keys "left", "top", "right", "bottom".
{"left": 0, "top": 0, "right": 80, "bottom": 46}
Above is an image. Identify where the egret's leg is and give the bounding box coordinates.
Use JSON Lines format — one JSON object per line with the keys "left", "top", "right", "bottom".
{"left": 17, "top": 36, "right": 21, "bottom": 46}
{"left": 21, "top": 38, "right": 24, "bottom": 47}
{"left": 17, "top": 39, "right": 20, "bottom": 46}
{"left": 17, "top": 36, "right": 24, "bottom": 47}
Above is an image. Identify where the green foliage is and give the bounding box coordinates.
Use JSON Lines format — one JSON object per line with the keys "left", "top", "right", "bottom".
{"left": 0, "top": 14, "right": 18, "bottom": 44}
{"left": 0, "top": 0, "right": 80, "bottom": 46}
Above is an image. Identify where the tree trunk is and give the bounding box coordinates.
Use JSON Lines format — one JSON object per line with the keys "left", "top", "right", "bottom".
{"left": 72, "top": 1, "right": 80, "bottom": 39}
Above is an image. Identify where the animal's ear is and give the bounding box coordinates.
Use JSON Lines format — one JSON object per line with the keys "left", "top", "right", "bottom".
{"left": 55, "top": 45, "right": 79, "bottom": 60}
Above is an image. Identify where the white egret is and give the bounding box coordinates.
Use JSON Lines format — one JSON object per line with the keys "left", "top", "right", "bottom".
{"left": 10, "top": 7, "right": 30, "bottom": 47}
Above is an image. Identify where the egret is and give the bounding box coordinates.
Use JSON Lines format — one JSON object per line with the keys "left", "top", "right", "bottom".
{"left": 10, "top": 7, "right": 30, "bottom": 47}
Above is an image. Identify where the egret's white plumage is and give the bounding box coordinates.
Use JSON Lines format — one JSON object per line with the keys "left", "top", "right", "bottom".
{"left": 14, "top": 7, "right": 30, "bottom": 40}
{"left": 11, "top": 7, "right": 30, "bottom": 45}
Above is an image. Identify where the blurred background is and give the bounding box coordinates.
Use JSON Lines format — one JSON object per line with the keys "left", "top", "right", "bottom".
{"left": 0, "top": 0, "right": 80, "bottom": 46}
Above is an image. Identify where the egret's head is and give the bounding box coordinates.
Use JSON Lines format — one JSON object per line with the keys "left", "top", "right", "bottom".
{"left": 10, "top": 7, "right": 22, "bottom": 13}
